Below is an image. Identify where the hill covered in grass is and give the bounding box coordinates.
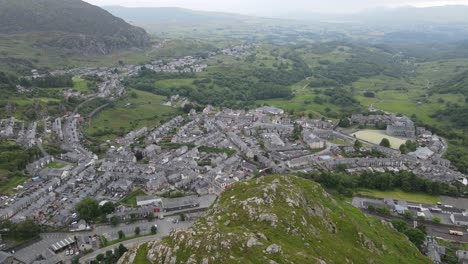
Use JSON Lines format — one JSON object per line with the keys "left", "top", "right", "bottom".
{"left": 120, "top": 175, "right": 430, "bottom": 264}
{"left": 0, "top": 0, "right": 150, "bottom": 54}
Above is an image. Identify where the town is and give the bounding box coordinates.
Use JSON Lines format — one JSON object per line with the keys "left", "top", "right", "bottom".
{"left": 1, "top": 99, "right": 468, "bottom": 263}
{"left": 1, "top": 44, "right": 468, "bottom": 264}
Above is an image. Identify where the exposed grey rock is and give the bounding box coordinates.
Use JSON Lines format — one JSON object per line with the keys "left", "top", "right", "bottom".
{"left": 264, "top": 244, "right": 282, "bottom": 254}
{"left": 247, "top": 236, "right": 263, "bottom": 247}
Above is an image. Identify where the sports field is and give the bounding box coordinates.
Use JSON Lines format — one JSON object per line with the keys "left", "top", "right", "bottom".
{"left": 351, "top": 129, "right": 407, "bottom": 149}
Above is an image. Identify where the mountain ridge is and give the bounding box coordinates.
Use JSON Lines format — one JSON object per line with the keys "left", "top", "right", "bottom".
{"left": 0, "top": 0, "right": 150, "bottom": 54}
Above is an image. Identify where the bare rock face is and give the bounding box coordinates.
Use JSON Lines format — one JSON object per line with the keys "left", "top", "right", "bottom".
{"left": 258, "top": 213, "right": 278, "bottom": 227}
{"left": 246, "top": 236, "right": 263, "bottom": 248}
{"left": 264, "top": 244, "right": 282, "bottom": 254}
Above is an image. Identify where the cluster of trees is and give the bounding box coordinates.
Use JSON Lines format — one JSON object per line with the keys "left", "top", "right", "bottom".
{"left": 76, "top": 198, "right": 116, "bottom": 222}
{"left": 0, "top": 71, "right": 18, "bottom": 92}
{"left": 312, "top": 46, "right": 411, "bottom": 86}
{"left": 77, "top": 244, "right": 128, "bottom": 264}
{"left": 379, "top": 138, "right": 391, "bottom": 148}
{"left": 399, "top": 140, "right": 417, "bottom": 154}
{"left": 390, "top": 219, "right": 426, "bottom": 249}
{"left": 22, "top": 74, "right": 74, "bottom": 88}
{"left": 126, "top": 52, "right": 310, "bottom": 107}
{"left": 0, "top": 141, "right": 42, "bottom": 187}
{"left": 0, "top": 219, "right": 42, "bottom": 240}
{"left": 299, "top": 171, "right": 461, "bottom": 197}
{"left": 0, "top": 140, "right": 42, "bottom": 172}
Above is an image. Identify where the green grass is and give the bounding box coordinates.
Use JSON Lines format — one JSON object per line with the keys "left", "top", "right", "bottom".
{"left": 134, "top": 243, "right": 151, "bottom": 264}
{"left": 155, "top": 78, "right": 198, "bottom": 89}
{"left": 120, "top": 189, "right": 147, "bottom": 207}
{"left": 142, "top": 175, "right": 431, "bottom": 263}
{"left": 328, "top": 138, "right": 353, "bottom": 146}
{"left": 198, "top": 146, "right": 235, "bottom": 156}
{"left": 46, "top": 161, "right": 66, "bottom": 169}
{"left": 257, "top": 80, "right": 339, "bottom": 118}
{"left": 84, "top": 89, "right": 178, "bottom": 141}
{"left": 0, "top": 175, "right": 28, "bottom": 194}
{"left": 72, "top": 78, "right": 90, "bottom": 93}
{"left": 353, "top": 60, "right": 468, "bottom": 126}
{"left": 357, "top": 188, "right": 441, "bottom": 204}
{"left": 351, "top": 129, "right": 408, "bottom": 149}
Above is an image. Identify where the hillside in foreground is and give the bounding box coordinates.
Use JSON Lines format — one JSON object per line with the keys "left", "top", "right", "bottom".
{"left": 119, "top": 175, "right": 430, "bottom": 264}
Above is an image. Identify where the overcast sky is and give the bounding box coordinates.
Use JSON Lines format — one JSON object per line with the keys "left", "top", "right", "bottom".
{"left": 83, "top": 0, "right": 468, "bottom": 15}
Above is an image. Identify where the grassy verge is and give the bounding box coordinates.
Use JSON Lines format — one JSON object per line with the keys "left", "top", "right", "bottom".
{"left": 0, "top": 175, "right": 28, "bottom": 194}
{"left": 134, "top": 243, "right": 151, "bottom": 264}
{"left": 120, "top": 189, "right": 147, "bottom": 207}
{"left": 357, "top": 188, "right": 441, "bottom": 204}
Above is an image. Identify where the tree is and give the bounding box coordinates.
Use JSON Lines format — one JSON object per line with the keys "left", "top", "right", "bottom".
{"left": 100, "top": 202, "right": 116, "bottom": 215}
{"left": 380, "top": 138, "right": 391, "bottom": 148}
{"left": 403, "top": 211, "right": 413, "bottom": 219}
{"left": 354, "top": 140, "right": 363, "bottom": 149}
{"left": 118, "top": 244, "right": 128, "bottom": 257}
{"left": 391, "top": 219, "right": 408, "bottom": 233}
{"left": 403, "top": 228, "right": 426, "bottom": 248}
{"left": 105, "top": 250, "right": 113, "bottom": 261}
{"left": 134, "top": 227, "right": 141, "bottom": 236}
{"left": 130, "top": 214, "right": 136, "bottom": 223}
{"left": 96, "top": 254, "right": 104, "bottom": 262}
{"left": 110, "top": 216, "right": 119, "bottom": 227}
{"left": 13, "top": 219, "right": 41, "bottom": 239}
{"left": 399, "top": 144, "right": 408, "bottom": 154}
{"left": 432, "top": 217, "right": 441, "bottom": 224}
{"left": 338, "top": 118, "right": 350, "bottom": 128}
{"left": 148, "top": 212, "right": 155, "bottom": 222}
{"left": 118, "top": 230, "right": 125, "bottom": 239}
{"left": 76, "top": 197, "right": 100, "bottom": 222}
{"left": 151, "top": 225, "right": 157, "bottom": 235}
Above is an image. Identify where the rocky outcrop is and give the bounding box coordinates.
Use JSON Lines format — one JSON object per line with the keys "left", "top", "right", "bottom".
{"left": 119, "top": 175, "right": 431, "bottom": 264}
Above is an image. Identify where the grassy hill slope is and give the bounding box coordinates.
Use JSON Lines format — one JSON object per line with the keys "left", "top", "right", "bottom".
{"left": 0, "top": 0, "right": 150, "bottom": 54}
{"left": 121, "top": 175, "right": 430, "bottom": 264}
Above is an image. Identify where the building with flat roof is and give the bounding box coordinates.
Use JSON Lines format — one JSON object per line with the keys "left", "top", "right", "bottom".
{"left": 161, "top": 195, "right": 199, "bottom": 212}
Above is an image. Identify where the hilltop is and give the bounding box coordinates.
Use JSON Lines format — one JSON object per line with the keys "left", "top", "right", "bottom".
{"left": 0, "top": 0, "right": 150, "bottom": 54}
{"left": 119, "top": 175, "right": 430, "bottom": 264}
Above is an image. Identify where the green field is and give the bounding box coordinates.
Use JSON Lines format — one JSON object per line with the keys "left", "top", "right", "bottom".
{"left": 353, "top": 59, "right": 468, "bottom": 126}
{"left": 46, "top": 161, "right": 66, "bottom": 169}
{"left": 257, "top": 80, "right": 338, "bottom": 118}
{"left": 84, "top": 89, "right": 178, "bottom": 140}
{"left": 352, "top": 129, "right": 408, "bottom": 149}
{"left": 120, "top": 189, "right": 147, "bottom": 207}
{"left": 0, "top": 175, "right": 28, "bottom": 194}
{"left": 72, "top": 78, "right": 90, "bottom": 93}
{"left": 357, "top": 188, "right": 441, "bottom": 204}
{"left": 155, "top": 78, "right": 198, "bottom": 89}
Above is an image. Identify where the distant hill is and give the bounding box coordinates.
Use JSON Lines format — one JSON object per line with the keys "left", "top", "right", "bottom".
{"left": 103, "top": 6, "right": 248, "bottom": 25}
{"left": 119, "top": 175, "right": 430, "bottom": 263}
{"left": 355, "top": 5, "right": 468, "bottom": 24}
{"left": 434, "top": 69, "right": 468, "bottom": 97}
{"left": 0, "top": 0, "right": 150, "bottom": 54}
